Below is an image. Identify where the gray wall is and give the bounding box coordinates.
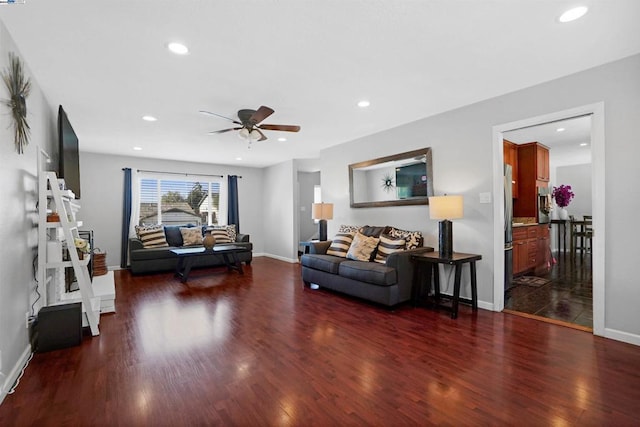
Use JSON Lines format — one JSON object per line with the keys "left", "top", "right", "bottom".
{"left": 0, "top": 21, "right": 57, "bottom": 398}
{"left": 320, "top": 53, "right": 640, "bottom": 340}
{"left": 297, "top": 171, "right": 320, "bottom": 242}
{"left": 556, "top": 163, "right": 592, "bottom": 219}
{"left": 80, "top": 152, "right": 267, "bottom": 267}
{"left": 263, "top": 160, "right": 296, "bottom": 261}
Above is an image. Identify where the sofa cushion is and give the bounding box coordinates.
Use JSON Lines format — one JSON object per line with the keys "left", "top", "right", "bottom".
{"left": 164, "top": 224, "right": 195, "bottom": 246}
{"left": 374, "top": 233, "right": 406, "bottom": 264}
{"left": 346, "top": 232, "right": 380, "bottom": 261}
{"left": 135, "top": 225, "right": 169, "bottom": 248}
{"left": 130, "top": 246, "right": 178, "bottom": 261}
{"left": 180, "top": 227, "right": 203, "bottom": 246}
{"left": 359, "top": 225, "right": 388, "bottom": 238}
{"left": 301, "top": 254, "right": 346, "bottom": 274}
{"left": 389, "top": 227, "right": 423, "bottom": 250}
{"left": 326, "top": 232, "right": 355, "bottom": 257}
{"left": 339, "top": 260, "right": 397, "bottom": 286}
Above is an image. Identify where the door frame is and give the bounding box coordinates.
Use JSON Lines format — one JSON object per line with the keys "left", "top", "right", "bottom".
{"left": 492, "top": 102, "right": 605, "bottom": 336}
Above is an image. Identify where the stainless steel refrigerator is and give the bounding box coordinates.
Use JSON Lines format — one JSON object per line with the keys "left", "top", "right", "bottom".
{"left": 504, "top": 164, "right": 513, "bottom": 290}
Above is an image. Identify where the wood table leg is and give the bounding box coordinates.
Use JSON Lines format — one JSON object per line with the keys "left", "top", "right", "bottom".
{"left": 451, "top": 264, "right": 462, "bottom": 319}
{"left": 470, "top": 261, "right": 478, "bottom": 311}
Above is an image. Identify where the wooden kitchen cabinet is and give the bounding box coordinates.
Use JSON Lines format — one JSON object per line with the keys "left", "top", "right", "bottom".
{"left": 512, "top": 224, "right": 550, "bottom": 276}
{"left": 503, "top": 139, "right": 518, "bottom": 198}
{"left": 513, "top": 142, "right": 550, "bottom": 219}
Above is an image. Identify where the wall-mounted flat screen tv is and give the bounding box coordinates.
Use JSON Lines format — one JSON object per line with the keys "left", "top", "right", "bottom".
{"left": 58, "top": 105, "right": 81, "bottom": 199}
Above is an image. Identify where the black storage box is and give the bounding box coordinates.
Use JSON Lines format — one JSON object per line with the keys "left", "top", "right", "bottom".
{"left": 35, "top": 303, "right": 82, "bottom": 352}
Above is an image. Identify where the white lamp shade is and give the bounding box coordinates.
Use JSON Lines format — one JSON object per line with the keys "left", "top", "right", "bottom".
{"left": 312, "top": 203, "right": 334, "bottom": 220}
{"left": 429, "top": 195, "right": 463, "bottom": 220}
{"left": 249, "top": 129, "right": 262, "bottom": 140}
{"left": 238, "top": 128, "right": 250, "bottom": 139}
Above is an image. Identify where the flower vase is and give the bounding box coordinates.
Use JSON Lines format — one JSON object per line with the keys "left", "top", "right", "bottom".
{"left": 77, "top": 249, "right": 84, "bottom": 260}
{"left": 559, "top": 208, "right": 569, "bottom": 220}
{"left": 203, "top": 230, "right": 216, "bottom": 250}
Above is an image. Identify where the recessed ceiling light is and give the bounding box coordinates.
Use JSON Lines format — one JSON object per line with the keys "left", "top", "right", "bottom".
{"left": 357, "top": 100, "right": 370, "bottom": 108}
{"left": 133, "top": 146, "right": 143, "bottom": 151}
{"left": 556, "top": 127, "right": 565, "bottom": 132}
{"left": 235, "top": 157, "right": 242, "bottom": 161}
{"left": 580, "top": 142, "right": 589, "bottom": 147}
{"left": 277, "top": 137, "right": 287, "bottom": 142}
{"left": 559, "top": 6, "right": 588, "bottom": 23}
{"left": 167, "top": 42, "right": 189, "bottom": 55}
{"left": 142, "top": 115, "right": 157, "bottom": 122}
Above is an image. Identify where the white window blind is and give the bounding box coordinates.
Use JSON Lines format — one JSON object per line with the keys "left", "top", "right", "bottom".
{"left": 138, "top": 174, "right": 225, "bottom": 226}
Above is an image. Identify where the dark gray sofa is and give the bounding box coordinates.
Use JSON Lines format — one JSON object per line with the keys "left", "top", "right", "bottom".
{"left": 129, "top": 224, "right": 252, "bottom": 274}
{"left": 301, "top": 240, "right": 433, "bottom": 307}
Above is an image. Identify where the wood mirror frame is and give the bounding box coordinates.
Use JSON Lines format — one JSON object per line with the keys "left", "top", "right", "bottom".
{"left": 349, "top": 148, "right": 434, "bottom": 208}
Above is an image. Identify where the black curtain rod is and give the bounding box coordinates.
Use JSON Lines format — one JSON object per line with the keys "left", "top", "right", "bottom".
{"left": 122, "top": 168, "right": 242, "bottom": 178}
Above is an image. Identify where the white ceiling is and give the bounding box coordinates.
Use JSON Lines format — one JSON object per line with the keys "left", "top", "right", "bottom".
{"left": 504, "top": 115, "right": 592, "bottom": 166}
{"left": 1, "top": 1, "right": 639, "bottom": 168}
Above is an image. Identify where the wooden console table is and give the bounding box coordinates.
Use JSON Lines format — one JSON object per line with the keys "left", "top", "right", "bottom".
{"left": 412, "top": 252, "right": 482, "bottom": 319}
{"left": 171, "top": 245, "right": 247, "bottom": 283}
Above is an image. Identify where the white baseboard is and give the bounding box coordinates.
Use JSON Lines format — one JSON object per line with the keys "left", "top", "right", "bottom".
{"left": 603, "top": 327, "right": 640, "bottom": 346}
{"left": 0, "top": 345, "right": 32, "bottom": 405}
{"left": 260, "top": 253, "right": 298, "bottom": 264}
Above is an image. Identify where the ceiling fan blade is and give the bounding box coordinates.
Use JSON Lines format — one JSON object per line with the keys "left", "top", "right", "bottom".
{"left": 255, "top": 128, "right": 268, "bottom": 141}
{"left": 259, "top": 124, "right": 301, "bottom": 132}
{"left": 208, "top": 127, "right": 242, "bottom": 134}
{"left": 249, "top": 106, "right": 275, "bottom": 125}
{"left": 200, "top": 110, "right": 242, "bottom": 125}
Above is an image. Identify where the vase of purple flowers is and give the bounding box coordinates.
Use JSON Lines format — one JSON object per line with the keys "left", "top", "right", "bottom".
{"left": 552, "top": 184, "right": 574, "bottom": 220}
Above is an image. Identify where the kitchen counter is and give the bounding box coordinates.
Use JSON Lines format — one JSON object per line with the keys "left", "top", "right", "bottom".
{"left": 512, "top": 222, "right": 538, "bottom": 227}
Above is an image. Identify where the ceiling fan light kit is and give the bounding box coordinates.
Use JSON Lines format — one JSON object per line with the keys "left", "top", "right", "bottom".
{"left": 203, "top": 105, "right": 300, "bottom": 143}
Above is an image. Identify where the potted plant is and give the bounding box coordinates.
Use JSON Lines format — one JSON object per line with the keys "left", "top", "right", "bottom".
{"left": 74, "top": 237, "right": 91, "bottom": 260}
{"left": 552, "top": 184, "right": 575, "bottom": 220}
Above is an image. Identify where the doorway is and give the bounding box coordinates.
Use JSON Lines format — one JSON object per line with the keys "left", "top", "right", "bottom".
{"left": 503, "top": 116, "right": 593, "bottom": 329}
{"left": 492, "top": 103, "right": 605, "bottom": 336}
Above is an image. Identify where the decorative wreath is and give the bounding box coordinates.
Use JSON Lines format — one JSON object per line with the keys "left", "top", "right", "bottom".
{"left": 2, "top": 52, "right": 31, "bottom": 154}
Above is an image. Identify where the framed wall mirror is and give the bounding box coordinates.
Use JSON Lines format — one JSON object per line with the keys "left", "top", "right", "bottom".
{"left": 349, "top": 147, "right": 434, "bottom": 208}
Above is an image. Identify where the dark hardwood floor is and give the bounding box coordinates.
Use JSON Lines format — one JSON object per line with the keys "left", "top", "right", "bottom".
{"left": 2, "top": 257, "right": 639, "bottom": 425}
{"left": 505, "top": 251, "right": 593, "bottom": 328}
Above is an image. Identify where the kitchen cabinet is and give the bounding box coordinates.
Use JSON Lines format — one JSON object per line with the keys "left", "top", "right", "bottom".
{"left": 512, "top": 224, "right": 550, "bottom": 276}
{"left": 503, "top": 139, "right": 518, "bottom": 198}
{"left": 513, "top": 142, "right": 550, "bottom": 219}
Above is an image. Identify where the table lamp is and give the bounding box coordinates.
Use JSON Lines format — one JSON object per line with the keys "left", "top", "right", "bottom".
{"left": 429, "top": 195, "right": 464, "bottom": 258}
{"left": 312, "top": 203, "right": 334, "bottom": 241}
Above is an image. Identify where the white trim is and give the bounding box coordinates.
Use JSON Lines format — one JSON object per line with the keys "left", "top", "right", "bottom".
{"left": 603, "top": 328, "right": 640, "bottom": 347}
{"left": 492, "top": 102, "right": 606, "bottom": 336}
{"left": 261, "top": 253, "right": 299, "bottom": 264}
{"left": 0, "top": 345, "right": 32, "bottom": 405}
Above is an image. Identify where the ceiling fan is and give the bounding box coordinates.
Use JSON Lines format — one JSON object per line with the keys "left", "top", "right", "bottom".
{"left": 200, "top": 106, "right": 300, "bottom": 141}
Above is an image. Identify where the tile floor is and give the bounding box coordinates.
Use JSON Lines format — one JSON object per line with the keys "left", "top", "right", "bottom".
{"left": 505, "top": 251, "right": 593, "bottom": 328}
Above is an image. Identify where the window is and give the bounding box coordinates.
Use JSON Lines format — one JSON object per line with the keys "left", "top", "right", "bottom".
{"left": 138, "top": 174, "right": 225, "bottom": 226}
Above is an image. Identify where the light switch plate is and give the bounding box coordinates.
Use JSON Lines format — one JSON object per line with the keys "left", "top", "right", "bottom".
{"left": 479, "top": 192, "right": 492, "bottom": 204}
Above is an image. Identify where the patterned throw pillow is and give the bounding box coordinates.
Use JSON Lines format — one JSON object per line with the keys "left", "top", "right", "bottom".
{"left": 180, "top": 227, "right": 203, "bottom": 246}
{"left": 210, "top": 225, "right": 237, "bottom": 242}
{"left": 326, "top": 232, "right": 355, "bottom": 258}
{"left": 208, "top": 228, "right": 233, "bottom": 244}
{"left": 346, "top": 232, "right": 380, "bottom": 262}
{"left": 374, "top": 233, "right": 407, "bottom": 264}
{"left": 338, "top": 224, "right": 361, "bottom": 234}
{"left": 135, "top": 225, "right": 169, "bottom": 248}
{"left": 389, "top": 227, "right": 423, "bottom": 250}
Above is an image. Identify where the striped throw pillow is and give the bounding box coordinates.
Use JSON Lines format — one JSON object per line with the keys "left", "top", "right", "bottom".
{"left": 209, "top": 228, "right": 233, "bottom": 243}
{"left": 135, "top": 225, "right": 169, "bottom": 248}
{"left": 326, "top": 232, "right": 355, "bottom": 258}
{"left": 374, "top": 233, "right": 407, "bottom": 264}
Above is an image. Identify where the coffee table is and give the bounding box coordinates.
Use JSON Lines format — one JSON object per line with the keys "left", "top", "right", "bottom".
{"left": 170, "top": 245, "right": 248, "bottom": 283}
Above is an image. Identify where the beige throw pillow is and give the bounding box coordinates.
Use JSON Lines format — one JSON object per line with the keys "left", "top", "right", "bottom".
{"left": 180, "top": 227, "right": 203, "bottom": 246}
{"left": 346, "top": 232, "right": 380, "bottom": 262}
